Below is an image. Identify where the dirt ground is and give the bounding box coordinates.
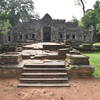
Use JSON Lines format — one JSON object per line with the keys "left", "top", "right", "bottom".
{"left": 0, "top": 77, "right": 100, "bottom": 100}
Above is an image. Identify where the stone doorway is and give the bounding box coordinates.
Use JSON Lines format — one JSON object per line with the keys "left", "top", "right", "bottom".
{"left": 43, "top": 27, "right": 51, "bottom": 42}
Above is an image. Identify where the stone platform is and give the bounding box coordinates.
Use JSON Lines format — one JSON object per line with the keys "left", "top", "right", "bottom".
{"left": 21, "top": 50, "right": 58, "bottom": 59}
{"left": 23, "top": 42, "right": 66, "bottom": 50}
{"left": 0, "top": 42, "right": 95, "bottom": 86}
{"left": 65, "top": 54, "right": 94, "bottom": 76}
{"left": 0, "top": 52, "right": 22, "bottom": 64}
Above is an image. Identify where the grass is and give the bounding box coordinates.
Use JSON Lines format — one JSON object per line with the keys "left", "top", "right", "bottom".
{"left": 93, "top": 42, "right": 100, "bottom": 46}
{"left": 83, "top": 52, "right": 100, "bottom": 78}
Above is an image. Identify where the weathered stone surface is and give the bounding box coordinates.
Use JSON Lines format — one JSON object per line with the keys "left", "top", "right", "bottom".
{"left": 58, "top": 48, "right": 70, "bottom": 56}
{"left": 0, "top": 52, "right": 22, "bottom": 64}
{"left": 65, "top": 52, "right": 94, "bottom": 76}
{"left": 66, "top": 65, "right": 94, "bottom": 76}
{"left": 43, "top": 43, "right": 66, "bottom": 50}
{"left": 16, "top": 47, "right": 23, "bottom": 52}
{"left": 66, "top": 54, "right": 89, "bottom": 65}
{"left": 1, "top": 13, "right": 93, "bottom": 44}
{"left": 64, "top": 40, "right": 81, "bottom": 48}
{"left": 69, "top": 49, "right": 81, "bottom": 55}
{"left": 24, "top": 59, "right": 65, "bottom": 66}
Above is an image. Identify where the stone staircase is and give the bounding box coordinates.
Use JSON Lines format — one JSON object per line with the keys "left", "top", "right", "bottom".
{"left": 18, "top": 60, "right": 69, "bottom": 87}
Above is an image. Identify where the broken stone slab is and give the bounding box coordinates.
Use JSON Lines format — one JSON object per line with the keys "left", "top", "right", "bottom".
{"left": 32, "top": 54, "right": 66, "bottom": 60}
{"left": 23, "top": 43, "right": 43, "bottom": 50}
{"left": 66, "top": 64, "right": 94, "bottom": 76}
{"left": 69, "top": 49, "right": 81, "bottom": 55}
{"left": 66, "top": 54, "right": 90, "bottom": 65}
{"left": 24, "top": 59, "right": 65, "bottom": 66}
{"left": 58, "top": 48, "right": 70, "bottom": 56}
{"left": 43, "top": 44, "right": 67, "bottom": 50}
{"left": 21, "top": 50, "right": 58, "bottom": 59}
{"left": 0, "top": 52, "right": 22, "bottom": 64}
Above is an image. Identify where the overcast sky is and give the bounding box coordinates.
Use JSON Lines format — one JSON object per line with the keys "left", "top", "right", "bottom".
{"left": 34, "top": 0, "right": 97, "bottom": 21}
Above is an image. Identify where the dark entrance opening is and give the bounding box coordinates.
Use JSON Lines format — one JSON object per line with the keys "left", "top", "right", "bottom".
{"left": 43, "top": 27, "right": 51, "bottom": 42}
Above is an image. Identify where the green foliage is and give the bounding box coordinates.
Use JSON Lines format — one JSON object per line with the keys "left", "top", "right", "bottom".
{"left": 0, "top": 0, "right": 38, "bottom": 26}
{"left": 0, "top": 20, "right": 10, "bottom": 34}
{"left": 0, "top": 0, "right": 39, "bottom": 34}
{"left": 71, "top": 16, "right": 79, "bottom": 26}
{"left": 81, "top": 9, "right": 98, "bottom": 28}
{"left": 84, "top": 52, "right": 100, "bottom": 78}
{"left": 80, "top": 0, "right": 100, "bottom": 37}
{"left": 96, "top": 23, "right": 100, "bottom": 34}
{"left": 94, "top": 0, "right": 100, "bottom": 9}
{"left": 93, "top": 42, "right": 100, "bottom": 46}
{"left": 0, "top": 12, "right": 11, "bottom": 34}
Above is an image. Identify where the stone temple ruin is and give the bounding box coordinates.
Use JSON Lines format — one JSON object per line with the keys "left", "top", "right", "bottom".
{"left": 1, "top": 13, "right": 94, "bottom": 44}
{"left": 0, "top": 42, "right": 94, "bottom": 87}
{"left": 0, "top": 13, "right": 95, "bottom": 87}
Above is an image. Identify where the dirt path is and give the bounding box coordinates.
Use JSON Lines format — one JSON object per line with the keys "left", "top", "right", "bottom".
{"left": 0, "top": 78, "right": 100, "bottom": 100}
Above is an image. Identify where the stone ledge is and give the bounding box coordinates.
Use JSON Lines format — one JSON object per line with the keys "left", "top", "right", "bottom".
{"left": 66, "top": 65, "right": 94, "bottom": 76}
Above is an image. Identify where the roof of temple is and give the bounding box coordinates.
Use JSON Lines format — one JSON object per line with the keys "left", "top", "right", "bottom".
{"left": 42, "top": 13, "right": 52, "bottom": 20}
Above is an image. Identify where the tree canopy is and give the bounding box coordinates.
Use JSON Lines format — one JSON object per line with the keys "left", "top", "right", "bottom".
{"left": 0, "top": 0, "right": 38, "bottom": 26}
{"left": 80, "top": 1, "right": 100, "bottom": 33}
{"left": 0, "top": 0, "right": 39, "bottom": 35}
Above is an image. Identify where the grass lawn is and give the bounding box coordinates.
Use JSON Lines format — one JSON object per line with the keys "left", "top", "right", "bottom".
{"left": 83, "top": 52, "right": 100, "bottom": 78}
{"left": 93, "top": 42, "right": 100, "bottom": 46}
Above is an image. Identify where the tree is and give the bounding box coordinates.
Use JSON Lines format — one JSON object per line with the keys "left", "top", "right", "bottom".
{"left": 75, "top": 0, "right": 86, "bottom": 15}
{"left": 0, "top": 12, "right": 11, "bottom": 44}
{"left": 94, "top": 0, "right": 100, "bottom": 9}
{"left": 71, "top": 16, "right": 79, "bottom": 26}
{"left": 0, "top": 0, "right": 37, "bottom": 26}
{"left": 80, "top": 0, "right": 100, "bottom": 41}
{"left": 0, "top": 12, "right": 11, "bottom": 34}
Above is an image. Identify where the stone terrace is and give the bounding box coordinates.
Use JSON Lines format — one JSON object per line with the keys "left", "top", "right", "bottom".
{"left": 0, "top": 42, "right": 94, "bottom": 87}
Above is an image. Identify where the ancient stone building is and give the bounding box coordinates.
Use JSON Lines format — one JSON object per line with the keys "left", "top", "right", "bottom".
{"left": 2, "top": 13, "right": 94, "bottom": 43}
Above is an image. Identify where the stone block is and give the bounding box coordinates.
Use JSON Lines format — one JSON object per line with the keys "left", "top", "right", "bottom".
{"left": 0, "top": 52, "right": 22, "bottom": 64}
{"left": 66, "top": 65, "right": 94, "bottom": 76}
{"left": 66, "top": 54, "right": 89, "bottom": 65}
{"left": 58, "top": 48, "right": 70, "bottom": 56}
{"left": 69, "top": 49, "right": 81, "bottom": 55}
{"left": 43, "top": 44, "right": 66, "bottom": 50}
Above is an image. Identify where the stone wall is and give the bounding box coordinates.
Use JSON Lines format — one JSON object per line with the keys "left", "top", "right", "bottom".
{"left": 2, "top": 14, "right": 94, "bottom": 44}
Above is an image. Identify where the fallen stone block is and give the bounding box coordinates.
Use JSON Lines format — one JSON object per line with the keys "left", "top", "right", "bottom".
{"left": 58, "top": 48, "right": 70, "bottom": 56}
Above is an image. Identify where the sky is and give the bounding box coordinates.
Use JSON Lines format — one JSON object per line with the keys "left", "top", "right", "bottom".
{"left": 34, "top": 0, "right": 97, "bottom": 21}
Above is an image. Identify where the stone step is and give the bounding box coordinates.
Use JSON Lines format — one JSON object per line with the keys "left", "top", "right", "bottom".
{"left": 23, "top": 67, "right": 66, "bottom": 73}
{"left": 20, "top": 78, "right": 68, "bottom": 84}
{"left": 20, "top": 78, "right": 68, "bottom": 81}
{"left": 24, "top": 65, "right": 65, "bottom": 68}
{"left": 23, "top": 67, "right": 66, "bottom": 71}
{"left": 21, "top": 72, "right": 67, "bottom": 76}
{"left": 21, "top": 72, "right": 68, "bottom": 78}
{"left": 18, "top": 83, "right": 70, "bottom": 87}
{"left": 23, "top": 68, "right": 66, "bottom": 73}
{"left": 18, "top": 59, "right": 69, "bottom": 87}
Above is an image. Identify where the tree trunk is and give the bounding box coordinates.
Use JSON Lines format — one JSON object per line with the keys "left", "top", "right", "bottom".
{"left": 0, "top": 34, "right": 3, "bottom": 44}
{"left": 93, "top": 24, "right": 97, "bottom": 42}
{"left": 80, "top": 0, "right": 86, "bottom": 15}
